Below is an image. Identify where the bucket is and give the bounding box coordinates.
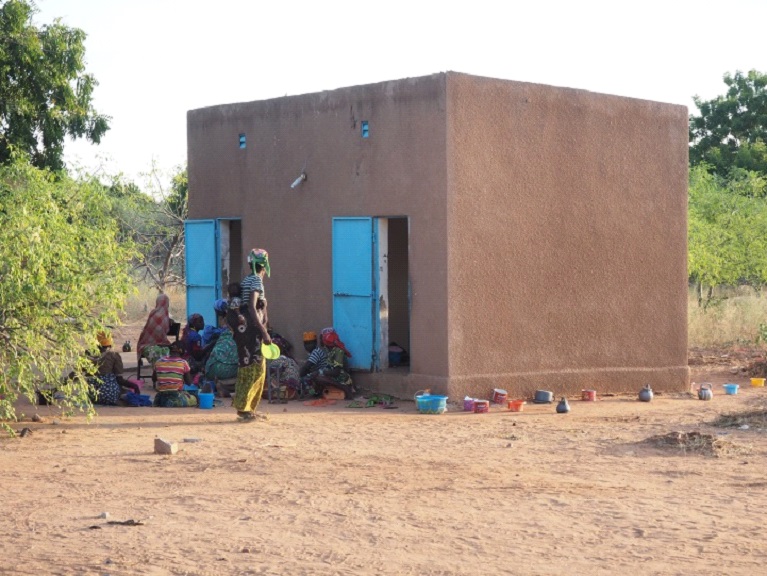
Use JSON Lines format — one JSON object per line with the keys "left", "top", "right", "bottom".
{"left": 414, "top": 391, "right": 448, "bottom": 414}
{"left": 463, "top": 397, "right": 476, "bottom": 412}
{"left": 198, "top": 392, "right": 215, "bottom": 409}
{"left": 473, "top": 399, "right": 490, "bottom": 413}
{"left": 723, "top": 383, "right": 739, "bottom": 395}
{"left": 751, "top": 378, "right": 765, "bottom": 387}
{"left": 491, "top": 389, "right": 508, "bottom": 404}
{"left": 581, "top": 389, "right": 597, "bottom": 402}
{"left": 507, "top": 399, "right": 525, "bottom": 412}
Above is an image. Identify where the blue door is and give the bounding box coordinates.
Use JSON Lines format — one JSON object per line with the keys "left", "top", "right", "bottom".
{"left": 185, "top": 219, "right": 219, "bottom": 320}
{"left": 332, "top": 217, "right": 377, "bottom": 371}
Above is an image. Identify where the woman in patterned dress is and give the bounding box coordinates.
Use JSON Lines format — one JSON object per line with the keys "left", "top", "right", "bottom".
{"left": 226, "top": 252, "right": 273, "bottom": 422}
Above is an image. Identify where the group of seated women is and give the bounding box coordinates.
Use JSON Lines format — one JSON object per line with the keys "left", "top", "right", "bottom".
{"left": 85, "top": 292, "right": 357, "bottom": 408}
{"left": 134, "top": 293, "right": 234, "bottom": 376}
{"left": 138, "top": 295, "right": 239, "bottom": 406}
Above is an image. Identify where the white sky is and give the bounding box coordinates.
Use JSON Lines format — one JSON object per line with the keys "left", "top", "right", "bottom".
{"left": 34, "top": 0, "right": 767, "bottom": 183}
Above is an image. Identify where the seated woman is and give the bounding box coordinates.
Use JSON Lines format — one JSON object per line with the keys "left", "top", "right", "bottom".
{"left": 97, "top": 332, "right": 142, "bottom": 394}
{"left": 180, "top": 312, "right": 203, "bottom": 354}
{"left": 201, "top": 321, "right": 224, "bottom": 351}
{"left": 152, "top": 341, "right": 197, "bottom": 407}
{"left": 268, "top": 329, "right": 294, "bottom": 359}
{"left": 136, "top": 293, "right": 173, "bottom": 368}
{"left": 181, "top": 313, "right": 219, "bottom": 374}
{"left": 87, "top": 332, "right": 124, "bottom": 406}
{"left": 299, "top": 327, "right": 355, "bottom": 399}
{"left": 269, "top": 354, "right": 302, "bottom": 399}
{"left": 204, "top": 299, "right": 238, "bottom": 385}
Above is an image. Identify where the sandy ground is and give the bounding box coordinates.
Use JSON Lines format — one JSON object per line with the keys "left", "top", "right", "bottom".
{"left": 2, "top": 358, "right": 767, "bottom": 576}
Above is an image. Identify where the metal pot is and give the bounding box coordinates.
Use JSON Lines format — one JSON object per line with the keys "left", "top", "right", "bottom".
{"left": 698, "top": 383, "right": 713, "bottom": 401}
{"left": 638, "top": 384, "right": 654, "bottom": 402}
{"left": 534, "top": 390, "right": 554, "bottom": 404}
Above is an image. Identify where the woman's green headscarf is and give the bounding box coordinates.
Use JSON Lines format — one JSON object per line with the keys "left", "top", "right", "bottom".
{"left": 248, "top": 248, "right": 270, "bottom": 277}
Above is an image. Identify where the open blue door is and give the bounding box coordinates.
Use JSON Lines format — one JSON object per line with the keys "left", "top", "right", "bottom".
{"left": 332, "top": 217, "right": 377, "bottom": 371}
{"left": 185, "top": 219, "right": 219, "bottom": 320}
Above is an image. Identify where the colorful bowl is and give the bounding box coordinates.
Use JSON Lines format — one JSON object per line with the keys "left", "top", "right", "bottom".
{"left": 260, "top": 342, "right": 281, "bottom": 360}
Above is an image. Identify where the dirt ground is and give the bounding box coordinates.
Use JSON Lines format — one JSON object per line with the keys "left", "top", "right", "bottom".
{"left": 2, "top": 346, "right": 767, "bottom": 575}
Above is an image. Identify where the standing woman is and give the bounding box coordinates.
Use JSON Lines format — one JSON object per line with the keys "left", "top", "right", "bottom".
{"left": 227, "top": 249, "right": 272, "bottom": 421}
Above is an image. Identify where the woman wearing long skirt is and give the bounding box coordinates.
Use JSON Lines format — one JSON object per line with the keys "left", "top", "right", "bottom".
{"left": 226, "top": 250, "right": 272, "bottom": 421}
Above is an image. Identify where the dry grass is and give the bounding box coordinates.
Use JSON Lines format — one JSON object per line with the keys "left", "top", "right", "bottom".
{"left": 713, "top": 406, "right": 767, "bottom": 430}
{"left": 109, "top": 283, "right": 187, "bottom": 349}
{"left": 121, "top": 282, "right": 186, "bottom": 326}
{"left": 644, "top": 430, "right": 752, "bottom": 458}
{"left": 688, "top": 285, "right": 767, "bottom": 347}
{"left": 116, "top": 283, "right": 766, "bottom": 350}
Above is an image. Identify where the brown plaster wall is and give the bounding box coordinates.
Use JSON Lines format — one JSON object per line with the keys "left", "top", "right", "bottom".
{"left": 445, "top": 73, "right": 689, "bottom": 398}
{"left": 188, "top": 75, "right": 450, "bottom": 387}
{"left": 188, "top": 71, "right": 689, "bottom": 400}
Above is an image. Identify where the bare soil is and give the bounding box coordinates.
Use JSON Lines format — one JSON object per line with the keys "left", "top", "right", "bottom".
{"left": 1, "top": 348, "right": 766, "bottom": 575}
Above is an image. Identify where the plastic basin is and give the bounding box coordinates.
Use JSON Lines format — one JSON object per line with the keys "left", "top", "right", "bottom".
{"left": 723, "top": 384, "right": 739, "bottom": 395}
{"left": 507, "top": 399, "right": 525, "bottom": 412}
{"left": 415, "top": 394, "right": 448, "bottom": 414}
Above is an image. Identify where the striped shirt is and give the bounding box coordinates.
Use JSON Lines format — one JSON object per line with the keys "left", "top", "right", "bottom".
{"left": 240, "top": 274, "right": 264, "bottom": 307}
{"left": 306, "top": 347, "right": 329, "bottom": 370}
{"left": 154, "top": 355, "right": 190, "bottom": 391}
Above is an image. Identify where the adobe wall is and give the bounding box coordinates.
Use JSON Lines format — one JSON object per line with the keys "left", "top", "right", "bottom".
{"left": 445, "top": 72, "right": 689, "bottom": 399}
{"left": 187, "top": 74, "right": 450, "bottom": 390}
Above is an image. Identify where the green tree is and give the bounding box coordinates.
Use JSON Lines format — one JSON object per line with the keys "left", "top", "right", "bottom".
{"left": 689, "top": 70, "right": 767, "bottom": 175}
{"left": 0, "top": 159, "right": 134, "bottom": 428}
{"left": 688, "top": 165, "right": 767, "bottom": 306}
{"left": 690, "top": 70, "right": 767, "bottom": 175}
{"left": 0, "top": 0, "right": 109, "bottom": 171}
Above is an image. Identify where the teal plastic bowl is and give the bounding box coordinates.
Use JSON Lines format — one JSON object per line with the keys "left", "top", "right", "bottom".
{"left": 723, "top": 383, "right": 739, "bottom": 395}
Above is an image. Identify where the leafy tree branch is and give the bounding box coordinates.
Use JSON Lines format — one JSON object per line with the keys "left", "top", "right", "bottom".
{"left": 0, "top": 0, "right": 109, "bottom": 171}
{"left": 0, "top": 159, "right": 134, "bottom": 426}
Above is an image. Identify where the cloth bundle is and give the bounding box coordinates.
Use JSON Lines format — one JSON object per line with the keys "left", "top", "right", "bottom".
{"left": 124, "top": 392, "right": 153, "bottom": 407}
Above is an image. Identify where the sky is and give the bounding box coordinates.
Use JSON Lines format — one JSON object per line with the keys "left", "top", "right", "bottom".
{"left": 33, "top": 0, "right": 767, "bottom": 184}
